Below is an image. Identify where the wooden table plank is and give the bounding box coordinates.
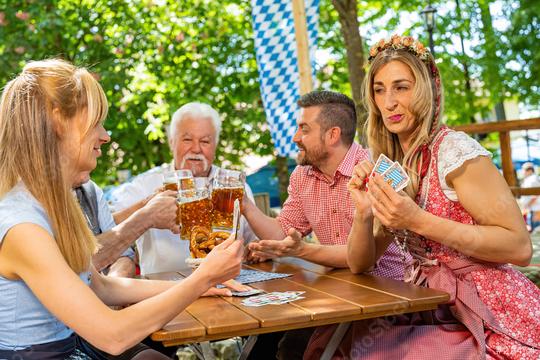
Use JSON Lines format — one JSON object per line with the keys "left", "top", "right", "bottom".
{"left": 245, "top": 277, "right": 363, "bottom": 321}
{"left": 158, "top": 303, "right": 440, "bottom": 347}
{"left": 248, "top": 262, "right": 409, "bottom": 314}
{"left": 185, "top": 296, "right": 259, "bottom": 335}
{"left": 151, "top": 311, "right": 206, "bottom": 342}
{"left": 273, "top": 257, "right": 335, "bottom": 274}
{"left": 328, "top": 270, "right": 449, "bottom": 306}
{"left": 221, "top": 291, "right": 311, "bottom": 327}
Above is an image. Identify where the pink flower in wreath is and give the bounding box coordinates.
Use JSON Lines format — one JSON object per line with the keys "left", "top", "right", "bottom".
{"left": 391, "top": 35, "right": 401, "bottom": 46}
{"left": 369, "top": 46, "right": 378, "bottom": 57}
{"left": 402, "top": 36, "right": 414, "bottom": 47}
{"left": 376, "top": 39, "right": 385, "bottom": 49}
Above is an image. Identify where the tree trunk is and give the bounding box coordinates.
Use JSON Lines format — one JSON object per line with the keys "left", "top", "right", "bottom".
{"left": 455, "top": 0, "right": 476, "bottom": 123}
{"left": 477, "top": 0, "right": 506, "bottom": 120}
{"left": 332, "top": 0, "right": 367, "bottom": 143}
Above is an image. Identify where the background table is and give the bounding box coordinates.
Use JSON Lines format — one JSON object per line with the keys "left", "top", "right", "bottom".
{"left": 145, "top": 257, "right": 449, "bottom": 348}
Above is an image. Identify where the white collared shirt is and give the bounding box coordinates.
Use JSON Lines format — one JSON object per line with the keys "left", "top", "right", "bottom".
{"left": 110, "top": 164, "right": 258, "bottom": 275}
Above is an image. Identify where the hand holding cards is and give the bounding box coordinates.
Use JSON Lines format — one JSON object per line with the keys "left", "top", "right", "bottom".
{"left": 370, "top": 154, "right": 410, "bottom": 192}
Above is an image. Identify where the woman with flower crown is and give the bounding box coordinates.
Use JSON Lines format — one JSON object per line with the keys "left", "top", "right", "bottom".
{"left": 303, "top": 35, "right": 540, "bottom": 359}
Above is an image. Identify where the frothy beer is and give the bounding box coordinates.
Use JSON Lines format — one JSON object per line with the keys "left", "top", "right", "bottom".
{"left": 212, "top": 187, "right": 243, "bottom": 228}
{"left": 180, "top": 196, "right": 212, "bottom": 240}
{"left": 162, "top": 179, "right": 180, "bottom": 224}
{"left": 179, "top": 177, "right": 195, "bottom": 191}
{"left": 163, "top": 181, "right": 178, "bottom": 192}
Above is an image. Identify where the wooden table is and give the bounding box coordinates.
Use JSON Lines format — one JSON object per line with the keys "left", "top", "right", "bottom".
{"left": 145, "top": 257, "right": 449, "bottom": 350}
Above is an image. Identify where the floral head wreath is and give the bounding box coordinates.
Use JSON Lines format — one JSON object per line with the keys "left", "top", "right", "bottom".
{"left": 368, "top": 34, "right": 430, "bottom": 63}
{"left": 368, "top": 34, "right": 443, "bottom": 179}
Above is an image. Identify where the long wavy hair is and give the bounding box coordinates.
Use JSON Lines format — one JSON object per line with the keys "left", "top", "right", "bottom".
{"left": 363, "top": 49, "right": 443, "bottom": 199}
{"left": 0, "top": 59, "right": 108, "bottom": 272}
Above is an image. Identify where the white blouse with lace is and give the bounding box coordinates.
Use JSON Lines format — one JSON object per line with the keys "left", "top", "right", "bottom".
{"left": 436, "top": 131, "right": 492, "bottom": 201}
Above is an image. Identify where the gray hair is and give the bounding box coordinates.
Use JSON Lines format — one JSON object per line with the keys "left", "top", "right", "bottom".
{"left": 168, "top": 102, "right": 222, "bottom": 144}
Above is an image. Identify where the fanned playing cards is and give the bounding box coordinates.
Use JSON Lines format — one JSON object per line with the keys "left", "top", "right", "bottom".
{"left": 241, "top": 291, "right": 305, "bottom": 306}
{"left": 370, "top": 154, "right": 410, "bottom": 192}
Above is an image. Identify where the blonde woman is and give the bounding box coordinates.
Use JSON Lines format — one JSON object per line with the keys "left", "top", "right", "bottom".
{"left": 304, "top": 35, "right": 540, "bottom": 359}
{"left": 0, "top": 59, "right": 243, "bottom": 359}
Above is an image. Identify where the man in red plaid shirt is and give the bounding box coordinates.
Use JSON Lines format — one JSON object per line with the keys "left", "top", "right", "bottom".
{"left": 243, "top": 90, "right": 404, "bottom": 280}
{"left": 242, "top": 90, "right": 405, "bottom": 360}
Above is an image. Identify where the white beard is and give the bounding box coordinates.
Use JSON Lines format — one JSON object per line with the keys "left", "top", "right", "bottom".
{"left": 180, "top": 153, "right": 209, "bottom": 175}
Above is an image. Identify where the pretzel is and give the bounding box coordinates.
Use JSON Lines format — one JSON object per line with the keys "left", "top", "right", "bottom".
{"left": 190, "top": 226, "right": 211, "bottom": 258}
{"left": 189, "top": 227, "right": 231, "bottom": 258}
{"left": 209, "top": 231, "right": 230, "bottom": 245}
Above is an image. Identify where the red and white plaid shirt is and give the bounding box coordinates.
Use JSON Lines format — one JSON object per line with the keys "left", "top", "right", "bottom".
{"left": 277, "top": 142, "right": 405, "bottom": 280}
{"left": 278, "top": 142, "right": 367, "bottom": 246}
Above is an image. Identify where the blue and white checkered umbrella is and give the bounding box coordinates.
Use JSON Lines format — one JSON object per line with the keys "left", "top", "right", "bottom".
{"left": 251, "top": 0, "right": 319, "bottom": 158}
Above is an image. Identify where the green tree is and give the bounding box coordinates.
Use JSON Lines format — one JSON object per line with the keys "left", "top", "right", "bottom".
{"left": 0, "top": 0, "right": 273, "bottom": 186}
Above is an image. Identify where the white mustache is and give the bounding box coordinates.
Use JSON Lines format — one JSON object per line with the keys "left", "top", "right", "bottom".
{"left": 180, "top": 153, "right": 209, "bottom": 172}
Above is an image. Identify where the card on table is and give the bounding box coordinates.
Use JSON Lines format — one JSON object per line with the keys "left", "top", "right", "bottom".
{"left": 241, "top": 291, "right": 305, "bottom": 307}
{"left": 382, "top": 162, "right": 410, "bottom": 192}
{"left": 231, "top": 288, "right": 264, "bottom": 297}
{"left": 215, "top": 269, "right": 292, "bottom": 288}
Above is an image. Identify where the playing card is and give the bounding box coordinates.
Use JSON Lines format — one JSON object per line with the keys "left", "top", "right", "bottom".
{"left": 231, "top": 289, "right": 264, "bottom": 297}
{"left": 241, "top": 291, "right": 305, "bottom": 307}
{"left": 382, "top": 162, "right": 410, "bottom": 192}
{"left": 215, "top": 269, "right": 292, "bottom": 288}
{"left": 371, "top": 154, "right": 394, "bottom": 177}
{"left": 232, "top": 199, "right": 241, "bottom": 240}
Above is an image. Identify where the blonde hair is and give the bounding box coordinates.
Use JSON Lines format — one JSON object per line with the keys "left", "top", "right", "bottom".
{"left": 363, "top": 49, "right": 443, "bottom": 199}
{"left": 0, "top": 59, "right": 108, "bottom": 272}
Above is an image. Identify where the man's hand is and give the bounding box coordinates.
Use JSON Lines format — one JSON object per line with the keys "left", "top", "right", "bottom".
{"left": 142, "top": 190, "right": 180, "bottom": 233}
{"left": 247, "top": 228, "right": 304, "bottom": 259}
{"left": 244, "top": 246, "right": 270, "bottom": 264}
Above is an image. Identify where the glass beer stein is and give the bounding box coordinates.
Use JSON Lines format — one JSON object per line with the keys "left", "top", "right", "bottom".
{"left": 211, "top": 168, "right": 245, "bottom": 229}
{"left": 177, "top": 169, "right": 195, "bottom": 194}
{"left": 162, "top": 169, "right": 179, "bottom": 191}
{"left": 179, "top": 177, "right": 213, "bottom": 242}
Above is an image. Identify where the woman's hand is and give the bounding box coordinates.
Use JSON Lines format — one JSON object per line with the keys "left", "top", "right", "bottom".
{"left": 201, "top": 280, "right": 252, "bottom": 297}
{"left": 348, "top": 161, "right": 374, "bottom": 219}
{"left": 367, "top": 174, "right": 423, "bottom": 230}
{"left": 194, "top": 234, "right": 243, "bottom": 288}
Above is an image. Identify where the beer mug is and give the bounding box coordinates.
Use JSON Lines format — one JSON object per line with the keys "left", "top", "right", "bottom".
{"left": 179, "top": 177, "right": 213, "bottom": 243}
{"left": 177, "top": 169, "right": 194, "bottom": 193}
{"left": 212, "top": 168, "right": 245, "bottom": 229}
{"left": 163, "top": 169, "right": 188, "bottom": 225}
{"left": 162, "top": 169, "right": 179, "bottom": 191}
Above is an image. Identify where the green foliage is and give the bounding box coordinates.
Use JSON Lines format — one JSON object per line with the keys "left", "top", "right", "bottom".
{"left": 0, "top": 0, "right": 273, "bottom": 186}
{"left": 345, "top": 0, "right": 539, "bottom": 125}
{"left": 0, "top": 0, "right": 538, "bottom": 188}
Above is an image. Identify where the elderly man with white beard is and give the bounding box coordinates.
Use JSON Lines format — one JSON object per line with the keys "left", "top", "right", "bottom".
{"left": 110, "top": 102, "right": 258, "bottom": 276}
